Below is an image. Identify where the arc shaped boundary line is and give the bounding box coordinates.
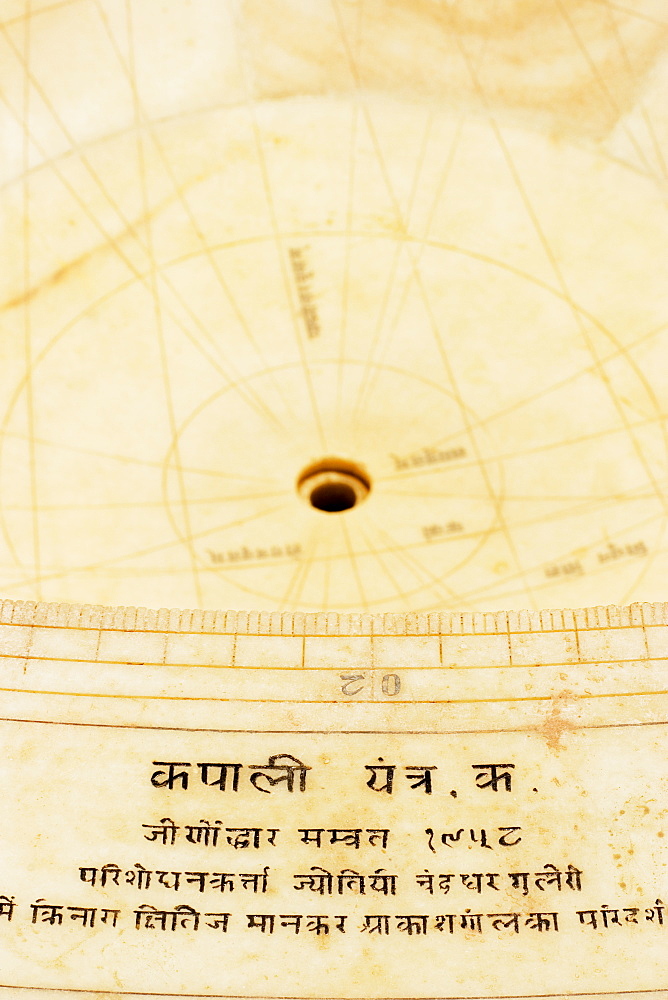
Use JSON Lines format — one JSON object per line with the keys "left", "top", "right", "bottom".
{"left": 0, "top": 983, "right": 666, "bottom": 998}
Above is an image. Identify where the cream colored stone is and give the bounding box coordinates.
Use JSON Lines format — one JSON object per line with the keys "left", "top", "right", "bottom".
{"left": 1, "top": 1, "right": 668, "bottom": 995}
{"left": 0, "top": 600, "right": 665, "bottom": 997}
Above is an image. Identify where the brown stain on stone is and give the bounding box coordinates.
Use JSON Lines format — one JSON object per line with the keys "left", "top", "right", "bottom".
{"left": 0, "top": 174, "right": 211, "bottom": 314}
{"left": 2, "top": 251, "right": 93, "bottom": 313}
{"left": 537, "top": 689, "right": 577, "bottom": 751}
{"left": 243, "top": 0, "right": 668, "bottom": 138}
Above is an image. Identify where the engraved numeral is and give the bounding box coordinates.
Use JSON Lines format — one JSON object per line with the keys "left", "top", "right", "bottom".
{"left": 381, "top": 673, "right": 401, "bottom": 697}
{"left": 340, "top": 674, "right": 366, "bottom": 697}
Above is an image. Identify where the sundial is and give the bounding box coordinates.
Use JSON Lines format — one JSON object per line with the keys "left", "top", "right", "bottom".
{"left": 0, "top": 2, "right": 667, "bottom": 998}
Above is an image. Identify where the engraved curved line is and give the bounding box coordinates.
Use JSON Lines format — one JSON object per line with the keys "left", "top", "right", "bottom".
{"left": 0, "top": 281, "right": 296, "bottom": 569}
{"left": 331, "top": 0, "right": 537, "bottom": 609}
{"left": 2, "top": 491, "right": 293, "bottom": 513}
{"left": 5, "top": 494, "right": 657, "bottom": 604}
{"left": 3, "top": 78, "right": 664, "bottom": 197}
{"left": 427, "top": 511, "right": 667, "bottom": 610}
{"left": 20, "top": 2, "right": 41, "bottom": 598}
{"left": 379, "top": 418, "right": 668, "bottom": 483}
{"left": 166, "top": 231, "right": 668, "bottom": 497}
{"left": 10, "top": 484, "right": 652, "bottom": 610}
{"left": 0, "top": 684, "right": 665, "bottom": 706}
{"left": 0, "top": 606, "right": 664, "bottom": 638}
{"left": 366, "top": 520, "right": 490, "bottom": 608}
{"left": 0, "top": 502, "right": 289, "bottom": 595}
{"left": 0, "top": 429, "right": 277, "bottom": 483}
{"left": 186, "top": 506, "right": 667, "bottom": 612}
{"left": 90, "top": 0, "right": 297, "bottom": 427}
{"left": 437, "top": 10, "right": 668, "bottom": 524}
{"left": 0, "top": 90, "right": 286, "bottom": 437}
{"left": 0, "top": 110, "right": 286, "bottom": 445}
{"left": 9, "top": 649, "right": 668, "bottom": 674}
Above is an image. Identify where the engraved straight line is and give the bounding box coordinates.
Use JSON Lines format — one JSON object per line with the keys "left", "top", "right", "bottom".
{"left": 278, "top": 531, "right": 320, "bottom": 611}
{"left": 368, "top": 520, "right": 478, "bottom": 607}
{"left": 382, "top": 487, "right": 661, "bottom": 532}
{"left": 35, "top": 212, "right": 662, "bottom": 398}
{"left": 330, "top": 1, "right": 536, "bottom": 607}
{"left": 590, "top": 0, "right": 668, "bottom": 26}
{"left": 20, "top": 0, "right": 42, "bottom": 600}
{"left": 124, "top": 0, "right": 203, "bottom": 607}
{"left": 0, "top": 502, "right": 288, "bottom": 594}
{"left": 598, "top": 0, "right": 668, "bottom": 181}
{"left": 442, "top": 12, "right": 668, "bottom": 521}
{"left": 0, "top": 89, "right": 284, "bottom": 438}
{"left": 417, "top": 510, "right": 665, "bottom": 610}
{"left": 0, "top": 429, "right": 277, "bottom": 483}
{"left": 640, "top": 106, "right": 668, "bottom": 179}
{"left": 335, "top": 101, "right": 360, "bottom": 425}
{"left": 90, "top": 506, "right": 657, "bottom": 595}
{"left": 170, "top": 230, "right": 668, "bottom": 422}
{"left": 2, "top": 491, "right": 292, "bottom": 511}
{"left": 90, "top": 0, "right": 293, "bottom": 431}
{"left": 1, "top": 0, "right": 84, "bottom": 27}
{"left": 349, "top": 110, "right": 437, "bottom": 427}
{"left": 554, "top": 0, "right": 655, "bottom": 177}
{"left": 361, "top": 528, "right": 414, "bottom": 607}
{"left": 340, "top": 518, "right": 368, "bottom": 610}
{"left": 231, "top": 10, "right": 327, "bottom": 452}
{"left": 378, "top": 415, "right": 668, "bottom": 476}
{"left": 451, "top": 518, "right": 666, "bottom": 609}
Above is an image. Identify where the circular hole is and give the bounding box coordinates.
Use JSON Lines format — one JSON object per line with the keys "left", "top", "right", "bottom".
{"left": 297, "top": 457, "right": 371, "bottom": 514}
{"left": 309, "top": 480, "right": 358, "bottom": 512}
